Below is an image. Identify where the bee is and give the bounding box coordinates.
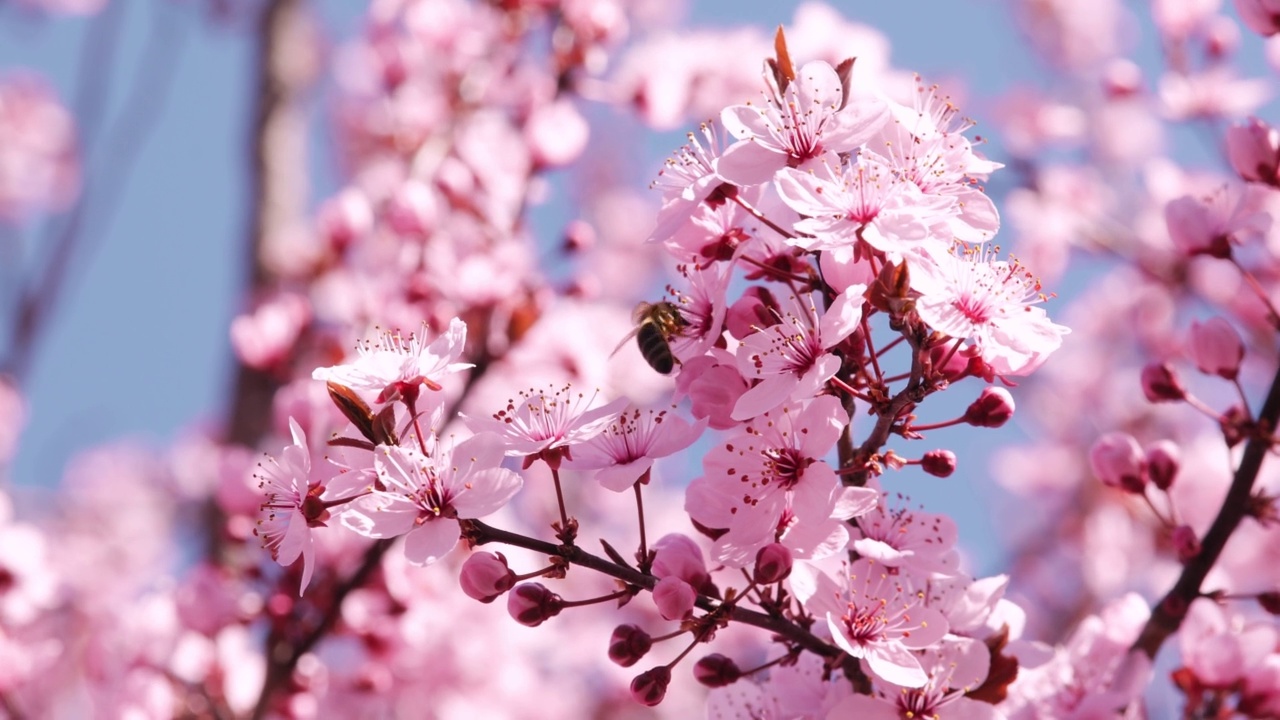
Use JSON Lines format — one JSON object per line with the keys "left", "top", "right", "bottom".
{"left": 613, "top": 301, "right": 690, "bottom": 374}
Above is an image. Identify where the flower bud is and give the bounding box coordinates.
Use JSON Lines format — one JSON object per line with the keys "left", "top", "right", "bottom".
{"left": 1141, "top": 362, "right": 1187, "bottom": 402}
{"left": 651, "top": 534, "right": 711, "bottom": 592}
{"left": 507, "top": 583, "right": 563, "bottom": 627}
{"left": 753, "top": 543, "right": 793, "bottom": 585}
{"left": 630, "top": 666, "right": 672, "bottom": 707}
{"left": 1172, "top": 524, "right": 1201, "bottom": 563}
{"left": 1188, "top": 317, "right": 1244, "bottom": 380}
{"left": 1235, "top": 0, "right": 1280, "bottom": 37}
{"left": 1258, "top": 591, "right": 1280, "bottom": 615}
{"left": 1145, "top": 440, "right": 1180, "bottom": 491}
{"left": 653, "top": 576, "right": 696, "bottom": 621}
{"left": 726, "top": 286, "right": 781, "bottom": 340}
{"left": 929, "top": 343, "right": 974, "bottom": 383}
{"left": 1090, "top": 432, "right": 1146, "bottom": 493}
{"left": 921, "top": 449, "right": 957, "bottom": 478}
{"left": 608, "top": 624, "right": 653, "bottom": 667}
{"left": 315, "top": 188, "right": 372, "bottom": 252}
{"left": 963, "top": 387, "right": 1015, "bottom": 428}
{"left": 459, "top": 552, "right": 516, "bottom": 603}
{"left": 693, "top": 654, "right": 742, "bottom": 688}
{"left": 1227, "top": 117, "right": 1280, "bottom": 185}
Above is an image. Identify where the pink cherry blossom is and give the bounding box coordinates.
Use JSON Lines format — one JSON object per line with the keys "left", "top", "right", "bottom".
{"left": 1164, "top": 184, "right": 1272, "bottom": 257}
{"left": 705, "top": 651, "right": 854, "bottom": 720}
{"left": 341, "top": 434, "right": 522, "bottom": 566}
{"left": 567, "top": 404, "right": 706, "bottom": 492}
{"left": 791, "top": 558, "right": 949, "bottom": 688}
{"left": 829, "top": 637, "right": 1005, "bottom": 719}
{"left": 912, "top": 244, "right": 1069, "bottom": 377}
{"left": 732, "top": 286, "right": 865, "bottom": 420}
{"left": 312, "top": 317, "right": 472, "bottom": 406}
{"left": 774, "top": 152, "right": 944, "bottom": 260}
{"left": 465, "top": 384, "right": 626, "bottom": 468}
{"left": 716, "top": 60, "right": 889, "bottom": 187}
{"left": 849, "top": 492, "right": 960, "bottom": 576}
{"left": 1237, "top": 0, "right": 1280, "bottom": 35}
{"left": 254, "top": 418, "right": 331, "bottom": 594}
{"left": 229, "top": 292, "right": 311, "bottom": 371}
{"left": 674, "top": 351, "right": 749, "bottom": 430}
{"left": 650, "top": 122, "right": 731, "bottom": 243}
{"left": 1179, "top": 598, "right": 1278, "bottom": 688}
{"left": 688, "top": 396, "right": 879, "bottom": 566}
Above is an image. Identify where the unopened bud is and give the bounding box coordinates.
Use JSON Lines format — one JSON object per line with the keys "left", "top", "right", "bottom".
{"left": 1145, "top": 440, "right": 1180, "bottom": 491}
{"left": 753, "top": 543, "right": 793, "bottom": 585}
{"left": 1258, "top": 591, "right": 1280, "bottom": 615}
{"left": 693, "top": 654, "right": 742, "bottom": 688}
{"left": 929, "top": 344, "right": 973, "bottom": 383}
{"left": 1141, "top": 363, "right": 1186, "bottom": 402}
{"left": 507, "top": 583, "right": 563, "bottom": 627}
{"left": 1172, "top": 525, "right": 1201, "bottom": 563}
{"left": 608, "top": 624, "right": 653, "bottom": 667}
{"left": 653, "top": 576, "right": 696, "bottom": 621}
{"left": 1090, "top": 432, "right": 1146, "bottom": 493}
{"left": 921, "top": 449, "right": 957, "bottom": 478}
{"left": 1188, "top": 317, "right": 1245, "bottom": 381}
{"left": 1227, "top": 117, "right": 1280, "bottom": 185}
{"left": 963, "top": 387, "right": 1015, "bottom": 428}
{"left": 630, "top": 666, "right": 672, "bottom": 707}
{"left": 459, "top": 552, "right": 516, "bottom": 603}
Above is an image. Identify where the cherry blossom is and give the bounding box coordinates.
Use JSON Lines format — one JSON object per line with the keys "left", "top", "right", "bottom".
{"left": 731, "top": 286, "right": 865, "bottom": 420}
{"left": 465, "top": 384, "right": 626, "bottom": 469}
{"left": 791, "top": 558, "right": 949, "bottom": 688}
{"left": 848, "top": 492, "right": 961, "bottom": 576}
{"left": 716, "top": 60, "right": 889, "bottom": 187}
{"left": 254, "top": 419, "right": 330, "bottom": 593}
{"left": 912, "top": 244, "right": 1069, "bottom": 377}
{"left": 312, "top": 317, "right": 472, "bottom": 406}
{"left": 688, "top": 396, "right": 879, "bottom": 566}
{"left": 342, "top": 434, "right": 522, "bottom": 566}
{"left": 828, "top": 637, "right": 1006, "bottom": 719}
{"left": 566, "top": 404, "right": 706, "bottom": 491}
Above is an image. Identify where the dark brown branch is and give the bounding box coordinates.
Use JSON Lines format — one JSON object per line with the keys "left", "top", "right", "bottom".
{"left": 463, "top": 519, "right": 844, "bottom": 662}
{"left": 1133, "top": 361, "right": 1280, "bottom": 657}
{"left": 224, "top": 0, "right": 312, "bottom": 447}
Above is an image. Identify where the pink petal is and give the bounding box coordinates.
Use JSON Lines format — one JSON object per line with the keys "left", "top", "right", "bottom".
{"left": 716, "top": 141, "right": 786, "bottom": 187}
{"left": 865, "top": 643, "right": 928, "bottom": 688}
{"left": 403, "top": 519, "right": 461, "bottom": 566}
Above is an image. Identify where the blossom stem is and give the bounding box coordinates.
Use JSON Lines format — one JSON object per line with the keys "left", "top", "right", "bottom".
{"left": 1133, "top": 359, "right": 1280, "bottom": 658}
{"left": 729, "top": 193, "right": 795, "bottom": 240}
{"left": 560, "top": 587, "right": 636, "bottom": 609}
{"left": 406, "top": 396, "right": 429, "bottom": 455}
{"left": 737, "top": 252, "right": 813, "bottom": 284}
{"left": 907, "top": 417, "right": 963, "bottom": 433}
{"left": 549, "top": 464, "right": 574, "bottom": 543}
{"left": 1231, "top": 260, "right": 1280, "bottom": 329}
{"left": 634, "top": 480, "right": 650, "bottom": 570}
{"left": 860, "top": 314, "right": 885, "bottom": 384}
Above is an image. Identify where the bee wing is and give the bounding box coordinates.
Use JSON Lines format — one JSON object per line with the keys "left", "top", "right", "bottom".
{"left": 610, "top": 325, "right": 642, "bottom": 358}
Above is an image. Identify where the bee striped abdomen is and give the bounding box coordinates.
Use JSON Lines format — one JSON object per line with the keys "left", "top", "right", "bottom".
{"left": 636, "top": 322, "right": 677, "bottom": 374}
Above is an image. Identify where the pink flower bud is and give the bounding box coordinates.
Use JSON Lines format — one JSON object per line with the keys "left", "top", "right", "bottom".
{"left": 608, "top": 624, "right": 653, "bottom": 667}
{"left": 752, "top": 543, "right": 793, "bottom": 585}
{"left": 1142, "top": 362, "right": 1187, "bottom": 402}
{"left": 507, "top": 583, "right": 563, "bottom": 627}
{"left": 562, "top": 219, "right": 596, "bottom": 253}
{"left": 459, "top": 552, "right": 516, "bottom": 603}
{"left": 921, "top": 449, "right": 957, "bottom": 478}
{"left": 1145, "top": 440, "right": 1180, "bottom": 491}
{"left": 1227, "top": 118, "right": 1280, "bottom": 185}
{"left": 1172, "top": 524, "right": 1201, "bottom": 563}
{"left": 693, "top": 654, "right": 742, "bottom": 687}
{"left": 1188, "top": 317, "right": 1245, "bottom": 380}
{"left": 651, "top": 534, "right": 712, "bottom": 592}
{"left": 1205, "top": 16, "right": 1241, "bottom": 59}
{"left": 930, "top": 344, "right": 975, "bottom": 383}
{"left": 1090, "top": 432, "right": 1146, "bottom": 493}
{"left": 1258, "top": 591, "right": 1280, "bottom": 615}
{"left": 630, "top": 666, "right": 672, "bottom": 707}
{"left": 1102, "top": 59, "right": 1144, "bottom": 99}
{"left": 964, "top": 387, "right": 1015, "bottom": 428}
{"left": 1235, "top": 0, "right": 1280, "bottom": 37}
{"left": 652, "top": 576, "right": 695, "bottom": 621}
{"left": 675, "top": 357, "right": 749, "bottom": 431}
{"left": 725, "top": 286, "right": 781, "bottom": 340}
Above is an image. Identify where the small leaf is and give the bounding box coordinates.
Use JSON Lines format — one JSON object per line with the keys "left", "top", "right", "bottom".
{"left": 772, "top": 26, "right": 795, "bottom": 95}
{"left": 327, "top": 381, "right": 377, "bottom": 443}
